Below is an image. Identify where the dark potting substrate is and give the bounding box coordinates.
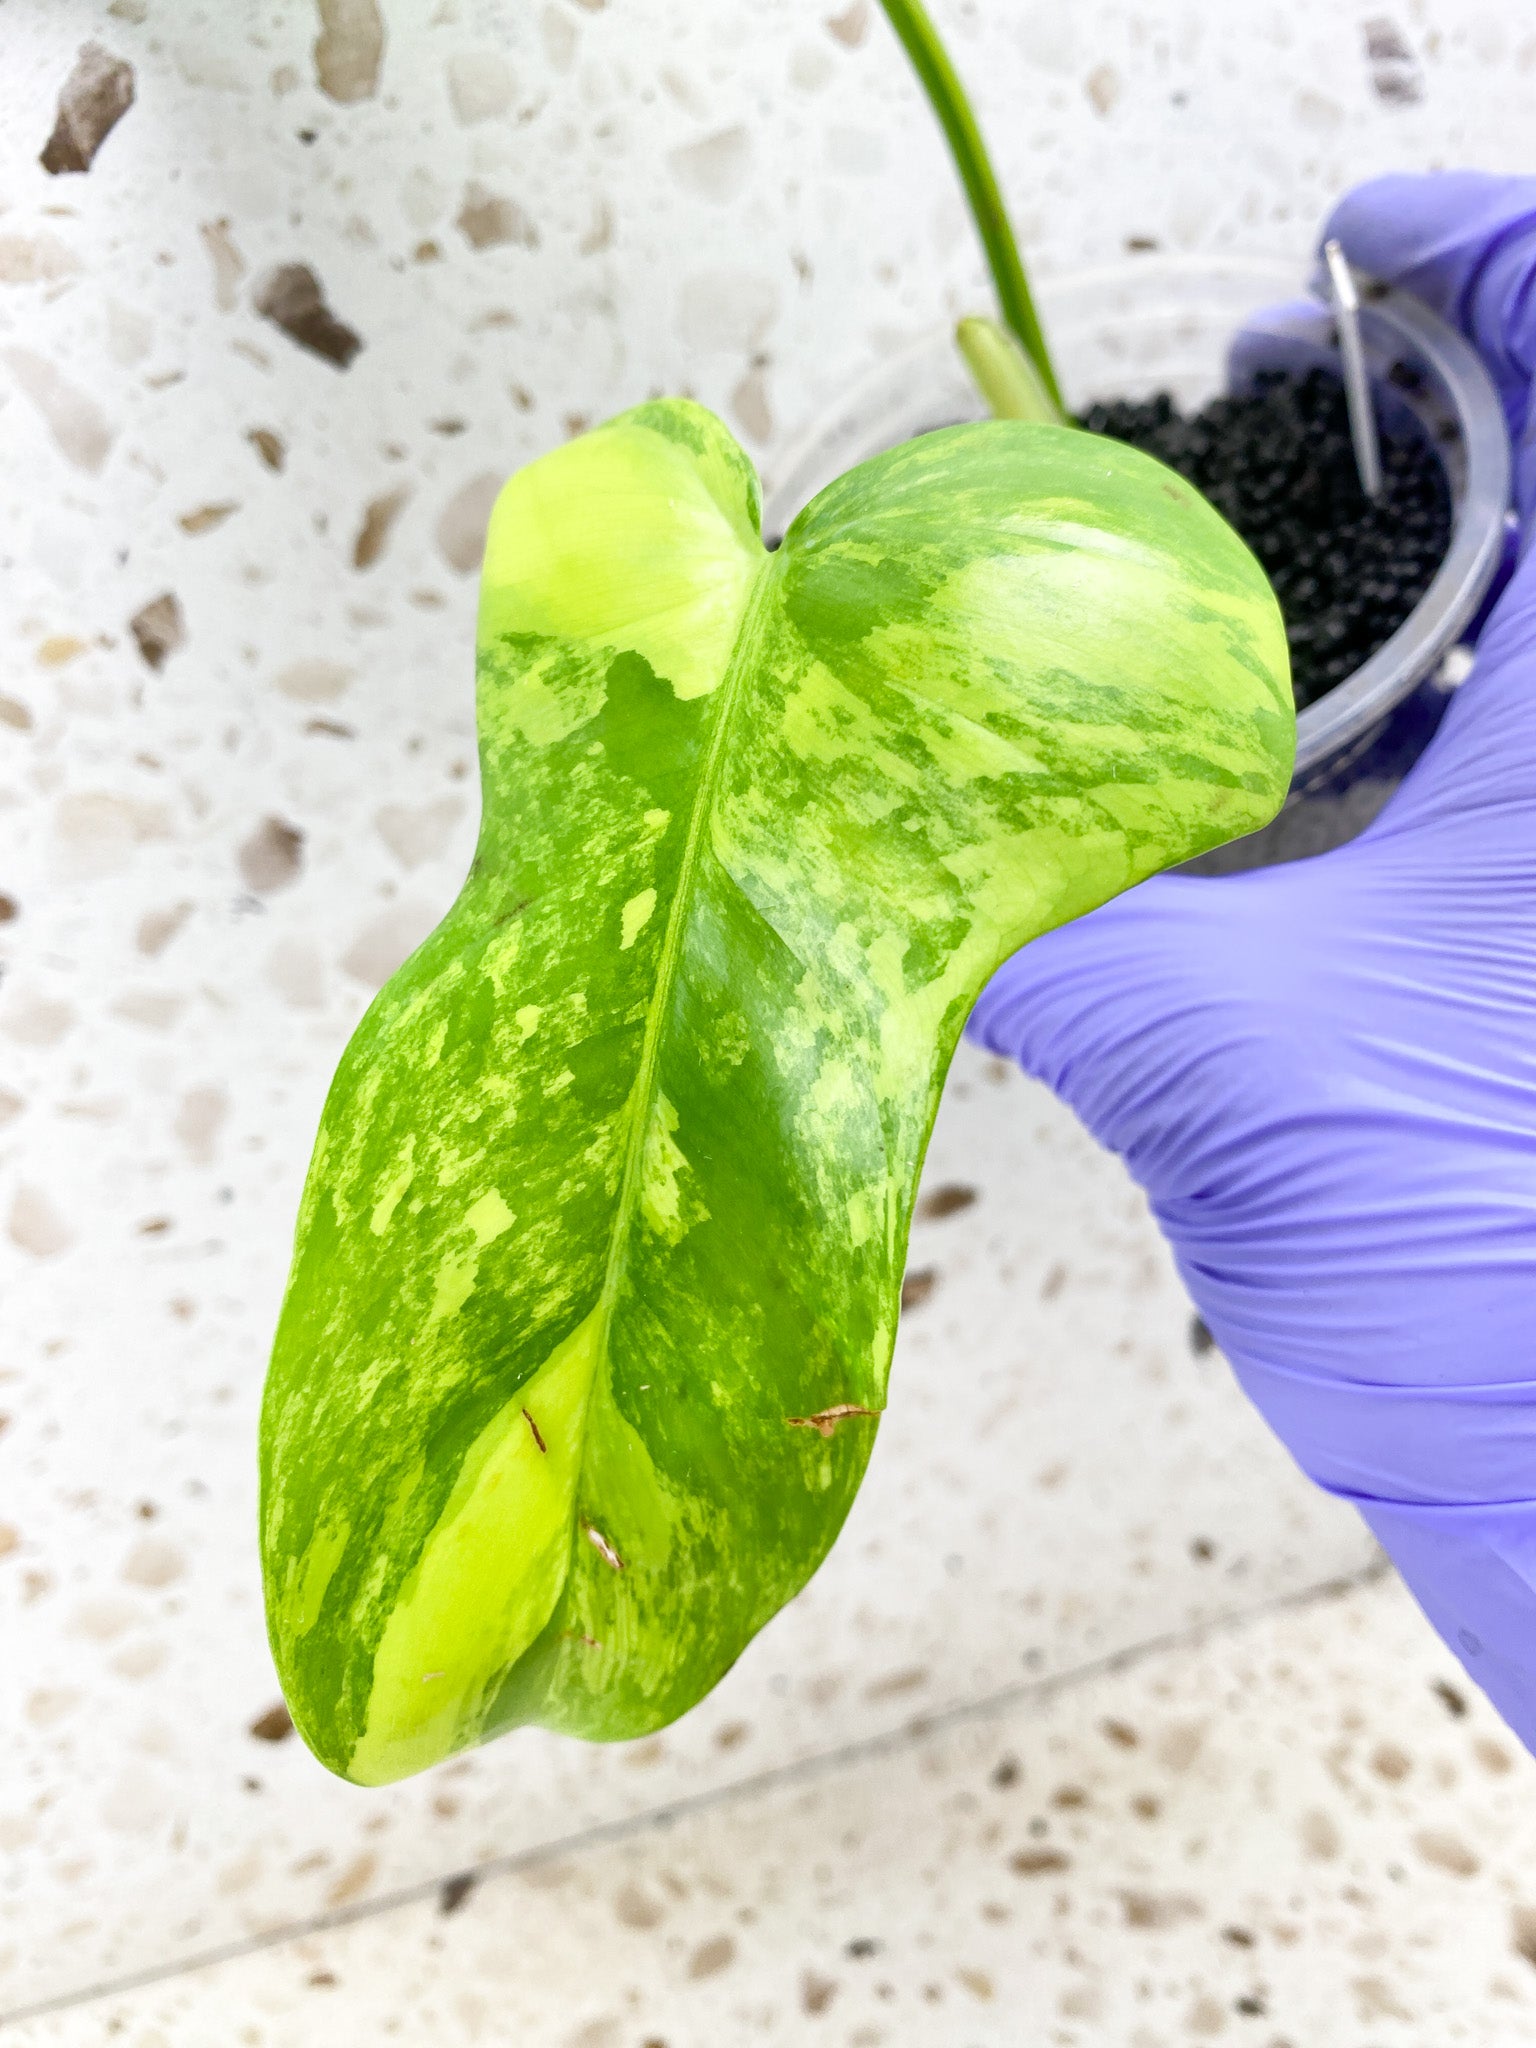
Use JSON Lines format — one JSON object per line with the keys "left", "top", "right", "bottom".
{"left": 1079, "top": 368, "right": 1453, "bottom": 711}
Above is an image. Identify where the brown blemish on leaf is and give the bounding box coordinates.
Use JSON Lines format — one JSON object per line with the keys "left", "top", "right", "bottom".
{"left": 250, "top": 1700, "right": 294, "bottom": 1742}
{"left": 247, "top": 427, "right": 286, "bottom": 472}
{"left": 1101, "top": 1718, "right": 1139, "bottom": 1749}
{"left": 129, "top": 593, "right": 185, "bottom": 670}
{"left": 254, "top": 265, "right": 363, "bottom": 369}
{"left": 1010, "top": 1848, "right": 1069, "bottom": 1876}
{"left": 0, "top": 696, "right": 32, "bottom": 730}
{"left": 900, "top": 1267, "right": 937, "bottom": 1311}
{"left": 40, "top": 44, "right": 135, "bottom": 175}
{"left": 584, "top": 1522, "right": 624, "bottom": 1571}
{"left": 439, "top": 1871, "right": 476, "bottom": 1915}
{"left": 314, "top": 0, "right": 385, "bottom": 103}
{"left": 916, "top": 1182, "right": 976, "bottom": 1221}
{"left": 1431, "top": 1677, "right": 1467, "bottom": 1718}
{"left": 1511, "top": 1905, "right": 1536, "bottom": 1969}
{"left": 522, "top": 1407, "right": 547, "bottom": 1454}
{"left": 353, "top": 487, "right": 410, "bottom": 569}
{"left": 1475, "top": 1735, "right": 1513, "bottom": 1776}
{"left": 786, "top": 1402, "right": 881, "bottom": 1439}
{"left": 239, "top": 817, "right": 305, "bottom": 893}
{"left": 306, "top": 717, "right": 355, "bottom": 739}
{"left": 1370, "top": 1740, "right": 1412, "bottom": 1783}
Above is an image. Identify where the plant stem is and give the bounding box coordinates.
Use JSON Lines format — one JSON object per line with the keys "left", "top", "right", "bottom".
{"left": 876, "top": 0, "right": 1065, "bottom": 416}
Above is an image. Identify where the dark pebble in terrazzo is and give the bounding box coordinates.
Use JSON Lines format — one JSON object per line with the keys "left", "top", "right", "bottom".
{"left": 1079, "top": 369, "right": 1452, "bottom": 712}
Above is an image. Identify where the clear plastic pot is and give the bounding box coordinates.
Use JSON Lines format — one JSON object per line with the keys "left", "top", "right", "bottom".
{"left": 763, "top": 256, "right": 1512, "bottom": 871}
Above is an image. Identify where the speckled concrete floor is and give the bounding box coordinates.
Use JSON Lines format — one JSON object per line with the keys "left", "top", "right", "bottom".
{"left": 6, "top": 3, "right": 1536, "bottom": 2042}
{"left": 22, "top": 1567, "right": 1536, "bottom": 2047}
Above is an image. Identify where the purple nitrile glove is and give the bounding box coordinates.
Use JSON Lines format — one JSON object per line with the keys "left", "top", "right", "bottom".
{"left": 970, "top": 171, "right": 1536, "bottom": 1749}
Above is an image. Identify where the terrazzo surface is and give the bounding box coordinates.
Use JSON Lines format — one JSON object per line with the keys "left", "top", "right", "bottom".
{"left": 3, "top": 0, "right": 1536, "bottom": 2040}
{"left": 24, "top": 1570, "right": 1536, "bottom": 2047}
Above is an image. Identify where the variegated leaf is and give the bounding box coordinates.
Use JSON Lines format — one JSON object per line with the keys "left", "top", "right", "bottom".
{"left": 261, "top": 400, "right": 1292, "bottom": 1783}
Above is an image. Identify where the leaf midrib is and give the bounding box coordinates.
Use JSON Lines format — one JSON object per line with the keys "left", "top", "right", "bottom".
{"left": 573, "top": 546, "right": 779, "bottom": 1478}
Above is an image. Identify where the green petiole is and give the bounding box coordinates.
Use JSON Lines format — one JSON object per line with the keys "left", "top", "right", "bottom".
{"left": 876, "top": 0, "right": 1066, "bottom": 419}
{"left": 955, "top": 315, "right": 1061, "bottom": 424}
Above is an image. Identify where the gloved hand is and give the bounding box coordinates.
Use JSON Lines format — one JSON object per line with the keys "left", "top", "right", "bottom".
{"left": 970, "top": 171, "right": 1536, "bottom": 1748}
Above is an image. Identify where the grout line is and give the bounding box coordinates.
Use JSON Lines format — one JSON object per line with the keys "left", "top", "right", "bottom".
{"left": 2, "top": 1554, "right": 1390, "bottom": 2030}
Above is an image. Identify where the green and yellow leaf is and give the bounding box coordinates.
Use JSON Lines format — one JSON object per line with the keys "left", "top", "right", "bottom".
{"left": 260, "top": 400, "right": 1292, "bottom": 1784}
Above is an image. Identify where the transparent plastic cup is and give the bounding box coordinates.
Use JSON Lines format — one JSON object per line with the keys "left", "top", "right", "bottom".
{"left": 763, "top": 256, "right": 1512, "bottom": 871}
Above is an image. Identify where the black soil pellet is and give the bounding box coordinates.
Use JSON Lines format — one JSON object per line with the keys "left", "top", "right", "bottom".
{"left": 1078, "top": 369, "right": 1452, "bottom": 711}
